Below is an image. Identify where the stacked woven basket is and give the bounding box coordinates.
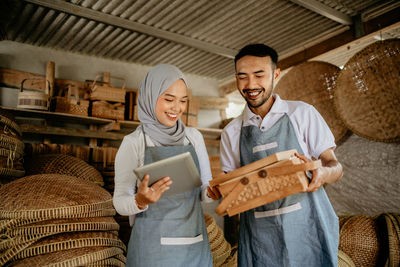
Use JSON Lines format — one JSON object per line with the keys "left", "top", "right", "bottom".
{"left": 0, "top": 174, "right": 126, "bottom": 266}
{"left": 204, "top": 213, "right": 237, "bottom": 267}
{"left": 0, "top": 108, "right": 25, "bottom": 185}
{"left": 338, "top": 213, "right": 400, "bottom": 267}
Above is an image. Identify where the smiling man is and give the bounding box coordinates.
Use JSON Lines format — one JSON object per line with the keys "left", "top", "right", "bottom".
{"left": 220, "top": 44, "right": 343, "bottom": 267}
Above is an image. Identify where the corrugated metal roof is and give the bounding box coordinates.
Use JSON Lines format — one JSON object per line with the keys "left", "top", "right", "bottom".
{"left": 1, "top": 0, "right": 399, "bottom": 81}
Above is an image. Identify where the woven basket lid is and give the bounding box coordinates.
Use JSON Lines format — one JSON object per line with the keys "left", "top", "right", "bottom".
{"left": 11, "top": 246, "right": 124, "bottom": 267}
{"left": 13, "top": 231, "right": 126, "bottom": 261}
{"left": 24, "top": 153, "right": 104, "bottom": 186}
{"left": 0, "top": 108, "right": 22, "bottom": 136}
{"left": 275, "top": 61, "right": 347, "bottom": 142}
{"left": 338, "top": 249, "right": 356, "bottom": 267}
{"left": 334, "top": 39, "right": 400, "bottom": 142}
{"left": 0, "top": 174, "right": 113, "bottom": 220}
{"left": 339, "top": 215, "right": 380, "bottom": 267}
{"left": 0, "top": 134, "right": 24, "bottom": 157}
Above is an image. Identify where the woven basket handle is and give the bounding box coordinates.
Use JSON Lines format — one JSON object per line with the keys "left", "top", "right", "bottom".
{"left": 90, "top": 75, "right": 103, "bottom": 92}
{"left": 66, "top": 84, "right": 80, "bottom": 102}
{"left": 20, "top": 78, "right": 51, "bottom": 94}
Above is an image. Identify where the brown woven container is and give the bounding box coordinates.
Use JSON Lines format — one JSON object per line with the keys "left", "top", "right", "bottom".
{"left": 339, "top": 215, "right": 380, "bottom": 267}
{"left": 0, "top": 108, "right": 22, "bottom": 136}
{"left": 275, "top": 61, "right": 347, "bottom": 142}
{"left": 385, "top": 213, "right": 400, "bottom": 267}
{"left": 0, "top": 174, "right": 113, "bottom": 220}
{"left": 87, "top": 256, "right": 126, "bottom": 267}
{"left": 24, "top": 153, "right": 104, "bottom": 186}
{"left": 12, "top": 231, "right": 125, "bottom": 261}
{"left": 334, "top": 39, "right": 400, "bottom": 142}
{"left": 0, "top": 134, "right": 24, "bottom": 158}
{"left": 11, "top": 246, "right": 124, "bottom": 267}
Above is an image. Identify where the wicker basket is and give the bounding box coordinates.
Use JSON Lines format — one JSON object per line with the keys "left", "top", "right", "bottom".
{"left": 91, "top": 101, "right": 125, "bottom": 120}
{"left": 0, "top": 174, "right": 113, "bottom": 220}
{"left": 53, "top": 84, "right": 89, "bottom": 116}
{"left": 89, "top": 75, "right": 126, "bottom": 103}
{"left": 24, "top": 153, "right": 104, "bottom": 186}
{"left": 0, "top": 108, "right": 22, "bottom": 137}
{"left": 17, "top": 78, "right": 49, "bottom": 111}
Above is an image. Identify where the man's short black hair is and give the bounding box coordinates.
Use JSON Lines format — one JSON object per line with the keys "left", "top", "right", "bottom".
{"left": 234, "top": 44, "right": 278, "bottom": 65}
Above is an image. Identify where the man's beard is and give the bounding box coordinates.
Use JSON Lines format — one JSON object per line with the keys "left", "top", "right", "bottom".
{"left": 244, "top": 80, "right": 274, "bottom": 108}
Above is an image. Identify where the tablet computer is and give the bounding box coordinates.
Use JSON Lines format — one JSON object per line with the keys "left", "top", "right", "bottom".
{"left": 133, "top": 151, "right": 201, "bottom": 197}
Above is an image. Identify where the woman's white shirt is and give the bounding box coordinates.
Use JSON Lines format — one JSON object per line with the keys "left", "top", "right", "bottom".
{"left": 113, "top": 125, "right": 213, "bottom": 219}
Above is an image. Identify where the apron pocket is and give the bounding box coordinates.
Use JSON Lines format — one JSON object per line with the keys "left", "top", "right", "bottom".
{"left": 160, "top": 234, "right": 203, "bottom": 245}
{"left": 254, "top": 202, "right": 302, "bottom": 218}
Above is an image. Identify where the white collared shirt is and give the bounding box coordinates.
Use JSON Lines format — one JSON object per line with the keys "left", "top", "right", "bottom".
{"left": 113, "top": 125, "right": 213, "bottom": 219}
{"left": 220, "top": 94, "right": 336, "bottom": 172}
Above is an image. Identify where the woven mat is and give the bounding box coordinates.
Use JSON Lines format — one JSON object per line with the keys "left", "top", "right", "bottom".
{"left": 12, "top": 231, "right": 125, "bottom": 261}
{"left": 10, "top": 246, "right": 124, "bottom": 267}
{"left": 0, "top": 174, "right": 113, "bottom": 220}
{"left": 24, "top": 153, "right": 104, "bottom": 186}
{"left": 334, "top": 39, "right": 400, "bottom": 142}
{"left": 275, "top": 61, "right": 347, "bottom": 142}
{"left": 339, "top": 215, "right": 380, "bottom": 267}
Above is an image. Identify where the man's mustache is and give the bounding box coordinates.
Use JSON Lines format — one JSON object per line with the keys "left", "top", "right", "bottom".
{"left": 242, "top": 88, "right": 265, "bottom": 93}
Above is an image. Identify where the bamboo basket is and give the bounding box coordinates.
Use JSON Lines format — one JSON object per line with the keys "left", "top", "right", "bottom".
{"left": 210, "top": 150, "right": 321, "bottom": 217}
{"left": 89, "top": 75, "right": 126, "bottom": 103}
{"left": 91, "top": 101, "right": 124, "bottom": 120}
{"left": 17, "top": 78, "right": 49, "bottom": 111}
{"left": 53, "top": 84, "right": 89, "bottom": 116}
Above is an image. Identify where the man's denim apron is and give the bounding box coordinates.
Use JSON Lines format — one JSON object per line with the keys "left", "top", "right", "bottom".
{"left": 238, "top": 114, "right": 339, "bottom": 267}
{"left": 126, "top": 130, "right": 212, "bottom": 267}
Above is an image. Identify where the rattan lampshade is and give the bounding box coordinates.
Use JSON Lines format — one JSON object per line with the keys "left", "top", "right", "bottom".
{"left": 10, "top": 246, "right": 124, "bottom": 267}
{"left": 275, "top": 61, "right": 347, "bottom": 142}
{"left": 24, "top": 153, "right": 104, "bottom": 186}
{"left": 334, "top": 39, "right": 400, "bottom": 142}
{"left": 339, "top": 215, "right": 380, "bottom": 267}
{"left": 0, "top": 174, "right": 113, "bottom": 220}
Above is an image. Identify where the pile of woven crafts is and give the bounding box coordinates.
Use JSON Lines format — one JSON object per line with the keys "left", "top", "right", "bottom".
{"left": 0, "top": 174, "right": 126, "bottom": 266}
{"left": 0, "top": 108, "right": 25, "bottom": 185}
{"left": 338, "top": 213, "right": 400, "bottom": 267}
{"left": 204, "top": 213, "right": 237, "bottom": 267}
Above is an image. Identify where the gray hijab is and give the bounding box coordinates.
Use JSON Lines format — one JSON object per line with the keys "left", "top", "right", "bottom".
{"left": 138, "top": 64, "right": 187, "bottom": 146}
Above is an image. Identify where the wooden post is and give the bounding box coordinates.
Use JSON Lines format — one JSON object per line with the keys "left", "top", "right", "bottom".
{"left": 46, "top": 61, "right": 55, "bottom": 97}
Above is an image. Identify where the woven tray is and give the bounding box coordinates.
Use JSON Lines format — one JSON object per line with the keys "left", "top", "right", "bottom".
{"left": 24, "top": 153, "right": 104, "bottom": 186}
{"left": 10, "top": 246, "right": 124, "bottom": 267}
{"left": 339, "top": 215, "right": 380, "bottom": 267}
{"left": 334, "top": 39, "right": 400, "bottom": 142}
{"left": 0, "top": 174, "right": 113, "bottom": 220}
{"left": 275, "top": 61, "right": 347, "bottom": 142}
{"left": 12, "top": 231, "right": 125, "bottom": 261}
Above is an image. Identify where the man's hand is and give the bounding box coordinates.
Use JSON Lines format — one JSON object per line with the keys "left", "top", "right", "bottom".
{"left": 295, "top": 149, "right": 343, "bottom": 192}
{"left": 135, "top": 174, "right": 172, "bottom": 209}
{"left": 207, "top": 186, "right": 222, "bottom": 200}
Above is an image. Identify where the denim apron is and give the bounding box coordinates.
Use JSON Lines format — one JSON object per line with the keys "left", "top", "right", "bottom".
{"left": 238, "top": 114, "right": 339, "bottom": 267}
{"left": 126, "top": 130, "right": 212, "bottom": 267}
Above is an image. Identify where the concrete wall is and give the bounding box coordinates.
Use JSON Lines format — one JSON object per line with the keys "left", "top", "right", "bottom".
{"left": 0, "top": 40, "right": 222, "bottom": 128}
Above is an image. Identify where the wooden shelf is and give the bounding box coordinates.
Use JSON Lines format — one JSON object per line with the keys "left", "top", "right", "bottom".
{"left": 1, "top": 106, "right": 222, "bottom": 141}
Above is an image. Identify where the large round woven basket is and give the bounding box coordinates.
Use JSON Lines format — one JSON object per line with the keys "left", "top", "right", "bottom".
{"left": 275, "top": 61, "right": 347, "bottom": 142}
{"left": 24, "top": 153, "right": 104, "bottom": 186}
{"left": 10, "top": 246, "right": 124, "bottom": 267}
{"left": 333, "top": 39, "right": 400, "bottom": 142}
{"left": 0, "top": 174, "right": 113, "bottom": 220}
{"left": 339, "top": 215, "right": 380, "bottom": 267}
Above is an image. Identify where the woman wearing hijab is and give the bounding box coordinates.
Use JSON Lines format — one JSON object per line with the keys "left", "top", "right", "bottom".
{"left": 113, "top": 64, "right": 215, "bottom": 266}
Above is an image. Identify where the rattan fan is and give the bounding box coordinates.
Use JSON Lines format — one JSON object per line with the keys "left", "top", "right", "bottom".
{"left": 275, "top": 61, "right": 347, "bottom": 142}
{"left": 334, "top": 39, "right": 400, "bottom": 142}
{"left": 11, "top": 246, "right": 124, "bottom": 267}
{"left": 0, "top": 174, "right": 113, "bottom": 220}
{"left": 24, "top": 153, "right": 104, "bottom": 186}
{"left": 339, "top": 215, "right": 380, "bottom": 267}
{"left": 12, "top": 231, "right": 126, "bottom": 261}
